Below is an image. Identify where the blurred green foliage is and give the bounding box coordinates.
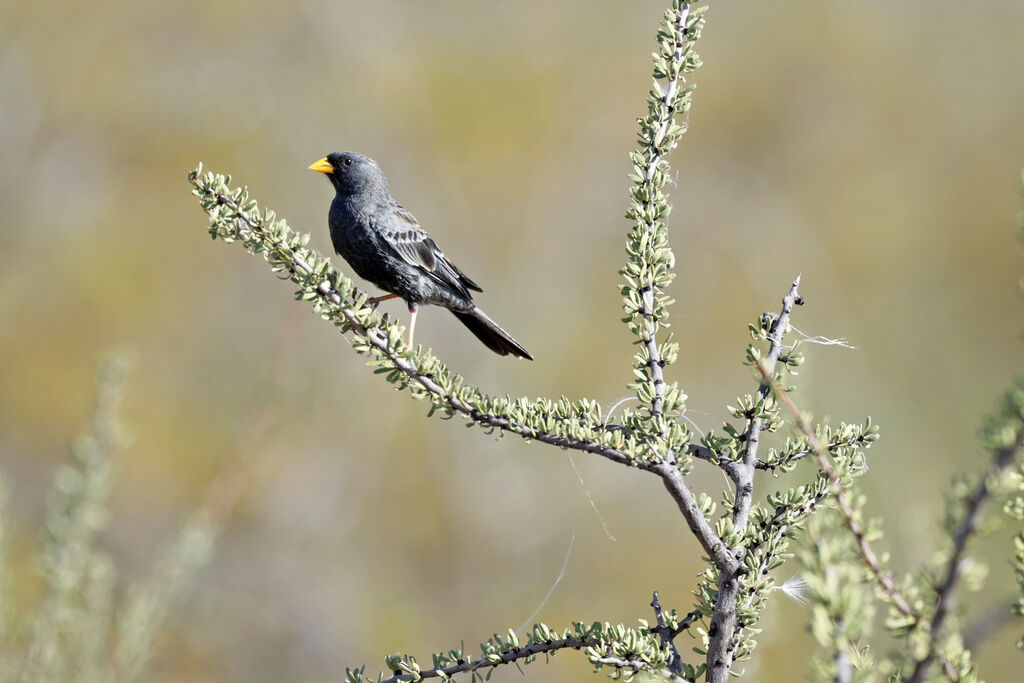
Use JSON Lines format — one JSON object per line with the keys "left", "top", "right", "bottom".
{"left": 1, "top": 1, "right": 1023, "bottom": 681}
{"left": 1, "top": 357, "right": 217, "bottom": 683}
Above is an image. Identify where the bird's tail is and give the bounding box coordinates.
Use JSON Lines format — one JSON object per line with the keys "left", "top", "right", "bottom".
{"left": 451, "top": 308, "right": 533, "bottom": 360}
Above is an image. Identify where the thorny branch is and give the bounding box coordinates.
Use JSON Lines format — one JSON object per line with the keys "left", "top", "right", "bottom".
{"left": 733, "top": 275, "right": 803, "bottom": 530}
{"left": 758, "top": 364, "right": 971, "bottom": 681}
{"left": 705, "top": 276, "right": 802, "bottom": 683}
{"left": 671, "top": 608, "right": 705, "bottom": 638}
{"left": 752, "top": 433, "right": 868, "bottom": 471}
{"left": 191, "top": 1, "right": 950, "bottom": 679}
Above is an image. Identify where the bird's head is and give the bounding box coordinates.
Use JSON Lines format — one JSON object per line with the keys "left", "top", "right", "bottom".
{"left": 308, "top": 151, "right": 388, "bottom": 196}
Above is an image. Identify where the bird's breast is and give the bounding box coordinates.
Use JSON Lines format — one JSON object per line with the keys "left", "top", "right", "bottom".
{"left": 328, "top": 198, "right": 408, "bottom": 295}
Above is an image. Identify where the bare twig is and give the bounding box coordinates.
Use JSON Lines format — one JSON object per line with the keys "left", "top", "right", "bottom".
{"left": 653, "top": 462, "right": 738, "bottom": 572}
{"left": 670, "top": 608, "right": 705, "bottom": 638}
{"left": 651, "top": 591, "right": 684, "bottom": 675}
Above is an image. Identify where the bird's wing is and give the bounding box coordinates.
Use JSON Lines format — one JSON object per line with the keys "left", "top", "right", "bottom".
{"left": 379, "top": 204, "right": 483, "bottom": 296}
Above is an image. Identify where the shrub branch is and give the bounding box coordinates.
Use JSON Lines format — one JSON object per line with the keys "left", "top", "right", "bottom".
{"left": 704, "top": 276, "right": 802, "bottom": 683}
{"left": 756, "top": 362, "right": 916, "bottom": 619}
{"left": 906, "top": 411, "right": 1024, "bottom": 683}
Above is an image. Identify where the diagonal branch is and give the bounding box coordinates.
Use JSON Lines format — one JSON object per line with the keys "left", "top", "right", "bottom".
{"left": 203, "top": 190, "right": 639, "bottom": 468}
{"left": 366, "top": 634, "right": 692, "bottom": 683}
{"left": 732, "top": 275, "right": 802, "bottom": 530}
{"left": 191, "top": 174, "right": 734, "bottom": 570}
{"left": 756, "top": 362, "right": 916, "bottom": 619}
{"left": 906, "top": 422, "right": 1024, "bottom": 683}
{"left": 754, "top": 432, "right": 871, "bottom": 471}
{"left": 653, "top": 462, "right": 737, "bottom": 571}
{"left": 671, "top": 607, "right": 705, "bottom": 638}
{"left": 758, "top": 363, "right": 976, "bottom": 681}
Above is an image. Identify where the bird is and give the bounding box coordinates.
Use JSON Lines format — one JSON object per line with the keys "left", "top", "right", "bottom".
{"left": 309, "top": 151, "right": 532, "bottom": 360}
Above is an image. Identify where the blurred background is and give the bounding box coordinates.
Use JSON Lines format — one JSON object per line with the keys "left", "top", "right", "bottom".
{"left": 2, "top": 0, "right": 1023, "bottom": 680}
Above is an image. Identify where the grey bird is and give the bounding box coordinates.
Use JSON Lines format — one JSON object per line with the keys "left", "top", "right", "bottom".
{"left": 309, "top": 151, "right": 532, "bottom": 360}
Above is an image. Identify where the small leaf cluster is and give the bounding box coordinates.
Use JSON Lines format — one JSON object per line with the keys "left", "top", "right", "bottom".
{"left": 343, "top": 621, "right": 686, "bottom": 683}
{"left": 618, "top": 405, "right": 694, "bottom": 471}
{"left": 758, "top": 420, "right": 878, "bottom": 474}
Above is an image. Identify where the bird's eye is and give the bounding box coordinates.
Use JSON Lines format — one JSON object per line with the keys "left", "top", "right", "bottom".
{"left": 343, "top": 158, "right": 353, "bottom": 167}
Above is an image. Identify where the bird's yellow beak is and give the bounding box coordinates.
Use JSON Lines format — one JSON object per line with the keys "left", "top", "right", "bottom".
{"left": 308, "top": 157, "right": 334, "bottom": 174}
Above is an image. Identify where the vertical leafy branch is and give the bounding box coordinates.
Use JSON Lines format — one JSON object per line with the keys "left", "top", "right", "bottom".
{"left": 622, "top": 1, "right": 702, "bottom": 431}
{"left": 616, "top": 1, "right": 749, "bottom": 577}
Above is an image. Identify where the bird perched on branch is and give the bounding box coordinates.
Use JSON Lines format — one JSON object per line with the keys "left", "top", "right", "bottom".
{"left": 309, "top": 151, "right": 532, "bottom": 359}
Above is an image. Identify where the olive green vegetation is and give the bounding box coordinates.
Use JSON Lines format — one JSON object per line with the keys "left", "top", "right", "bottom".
{"left": 1, "top": 0, "right": 1023, "bottom": 681}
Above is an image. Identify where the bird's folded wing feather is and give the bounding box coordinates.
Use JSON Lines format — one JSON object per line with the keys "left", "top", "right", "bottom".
{"left": 379, "top": 204, "right": 482, "bottom": 296}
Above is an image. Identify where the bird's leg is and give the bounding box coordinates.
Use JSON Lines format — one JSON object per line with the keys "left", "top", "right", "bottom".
{"left": 367, "top": 293, "right": 399, "bottom": 305}
{"left": 407, "top": 303, "right": 418, "bottom": 347}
